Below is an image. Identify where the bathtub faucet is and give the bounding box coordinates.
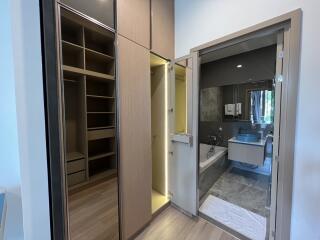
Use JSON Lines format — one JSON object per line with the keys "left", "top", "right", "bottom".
{"left": 208, "top": 135, "right": 217, "bottom": 146}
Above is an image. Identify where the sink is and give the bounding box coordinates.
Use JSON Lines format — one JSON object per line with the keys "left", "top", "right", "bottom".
{"left": 236, "top": 133, "right": 259, "bottom": 142}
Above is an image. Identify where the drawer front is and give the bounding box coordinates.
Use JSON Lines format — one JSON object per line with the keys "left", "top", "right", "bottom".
{"left": 88, "top": 128, "right": 115, "bottom": 140}
{"left": 67, "top": 170, "right": 86, "bottom": 186}
{"left": 228, "top": 142, "right": 265, "bottom": 166}
{"left": 67, "top": 158, "right": 86, "bottom": 174}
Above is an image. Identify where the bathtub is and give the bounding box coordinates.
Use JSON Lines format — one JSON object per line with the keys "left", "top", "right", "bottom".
{"left": 199, "top": 144, "right": 229, "bottom": 200}
{"left": 199, "top": 144, "right": 228, "bottom": 174}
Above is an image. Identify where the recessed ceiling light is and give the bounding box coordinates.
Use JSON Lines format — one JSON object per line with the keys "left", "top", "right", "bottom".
{"left": 236, "top": 64, "right": 242, "bottom": 68}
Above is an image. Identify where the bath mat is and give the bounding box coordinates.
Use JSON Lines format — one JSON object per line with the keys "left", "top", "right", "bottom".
{"left": 199, "top": 195, "right": 266, "bottom": 240}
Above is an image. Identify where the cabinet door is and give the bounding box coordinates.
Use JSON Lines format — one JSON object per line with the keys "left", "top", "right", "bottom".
{"left": 118, "top": 35, "right": 152, "bottom": 239}
{"left": 169, "top": 54, "right": 198, "bottom": 216}
{"left": 151, "top": 0, "right": 174, "bottom": 59}
{"left": 117, "top": 0, "right": 150, "bottom": 49}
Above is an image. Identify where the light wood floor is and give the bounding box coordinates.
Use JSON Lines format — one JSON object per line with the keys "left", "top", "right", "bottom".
{"left": 68, "top": 177, "right": 119, "bottom": 240}
{"left": 136, "top": 207, "right": 238, "bottom": 240}
{"left": 67, "top": 178, "right": 237, "bottom": 240}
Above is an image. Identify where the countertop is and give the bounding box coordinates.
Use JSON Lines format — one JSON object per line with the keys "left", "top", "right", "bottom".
{"left": 228, "top": 137, "right": 267, "bottom": 147}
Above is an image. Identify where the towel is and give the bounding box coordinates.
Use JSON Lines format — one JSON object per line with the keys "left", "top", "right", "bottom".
{"left": 225, "top": 104, "right": 235, "bottom": 115}
{"left": 236, "top": 103, "right": 242, "bottom": 115}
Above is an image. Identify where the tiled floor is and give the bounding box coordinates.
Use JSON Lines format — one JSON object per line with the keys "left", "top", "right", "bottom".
{"left": 206, "top": 167, "right": 270, "bottom": 217}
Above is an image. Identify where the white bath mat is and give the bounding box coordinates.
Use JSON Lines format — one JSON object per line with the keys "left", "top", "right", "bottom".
{"left": 199, "top": 195, "right": 266, "bottom": 240}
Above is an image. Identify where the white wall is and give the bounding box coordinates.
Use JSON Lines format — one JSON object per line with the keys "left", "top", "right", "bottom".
{"left": 0, "top": 1, "right": 24, "bottom": 239}
{"left": 0, "top": 0, "right": 52, "bottom": 239}
{"left": 175, "top": 1, "right": 320, "bottom": 239}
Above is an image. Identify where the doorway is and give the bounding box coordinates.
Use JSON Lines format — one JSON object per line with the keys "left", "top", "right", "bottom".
{"left": 197, "top": 32, "right": 281, "bottom": 240}
{"left": 167, "top": 10, "right": 300, "bottom": 240}
{"left": 186, "top": 11, "right": 301, "bottom": 239}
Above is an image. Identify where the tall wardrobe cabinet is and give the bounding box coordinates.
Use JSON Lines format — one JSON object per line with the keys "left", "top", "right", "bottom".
{"left": 52, "top": 0, "right": 174, "bottom": 239}
{"left": 151, "top": 0, "right": 175, "bottom": 60}
{"left": 118, "top": 36, "right": 152, "bottom": 240}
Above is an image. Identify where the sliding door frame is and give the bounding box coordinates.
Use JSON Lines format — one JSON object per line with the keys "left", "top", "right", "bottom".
{"left": 39, "top": 1, "right": 121, "bottom": 239}
{"left": 191, "top": 9, "right": 302, "bottom": 240}
{"left": 39, "top": 0, "right": 67, "bottom": 239}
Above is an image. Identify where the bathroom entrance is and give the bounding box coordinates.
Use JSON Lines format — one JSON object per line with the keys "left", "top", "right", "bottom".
{"left": 197, "top": 30, "right": 285, "bottom": 240}
{"left": 148, "top": 11, "right": 300, "bottom": 240}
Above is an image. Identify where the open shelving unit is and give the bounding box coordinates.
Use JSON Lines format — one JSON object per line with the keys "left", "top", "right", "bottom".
{"left": 60, "top": 8, "right": 117, "bottom": 188}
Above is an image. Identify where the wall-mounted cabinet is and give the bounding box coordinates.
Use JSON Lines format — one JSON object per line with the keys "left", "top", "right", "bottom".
{"left": 117, "top": 0, "right": 150, "bottom": 49}
{"left": 151, "top": 0, "right": 174, "bottom": 59}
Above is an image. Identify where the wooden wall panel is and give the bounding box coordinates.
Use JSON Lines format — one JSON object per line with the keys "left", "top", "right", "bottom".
{"left": 117, "top": 0, "right": 150, "bottom": 49}
{"left": 118, "top": 35, "right": 152, "bottom": 239}
{"left": 151, "top": 0, "right": 174, "bottom": 59}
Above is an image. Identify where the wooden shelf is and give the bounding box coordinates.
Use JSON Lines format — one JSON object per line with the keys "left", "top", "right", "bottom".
{"left": 63, "top": 65, "right": 115, "bottom": 81}
{"left": 63, "top": 65, "right": 85, "bottom": 75}
{"left": 85, "top": 69, "right": 115, "bottom": 80}
{"left": 88, "top": 152, "right": 116, "bottom": 162}
{"left": 87, "top": 128, "right": 115, "bottom": 141}
{"left": 87, "top": 112, "right": 115, "bottom": 114}
{"left": 62, "top": 40, "right": 83, "bottom": 50}
{"left": 85, "top": 48, "right": 114, "bottom": 61}
{"left": 87, "top": 94, "right": 115, "bottom": 100}
{"left": 64, "top": 78, "right": 78, "bottom": 83}
{"left": 87, "top": 126, "right": 115, "bottom": 130}
{"left": 67, "top": 152, "right": 85, "bottom": 162}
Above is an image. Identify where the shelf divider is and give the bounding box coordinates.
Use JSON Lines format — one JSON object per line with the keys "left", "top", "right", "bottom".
{"left": 88, "top": 152, "right": 116, "bottom": 162}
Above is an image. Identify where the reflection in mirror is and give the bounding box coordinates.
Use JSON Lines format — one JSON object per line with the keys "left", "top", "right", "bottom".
{"left": 221, "top": 80, "right": 274, "bottom": 123}
{"left": 59, "top": 7, "right": 119, "bottom": 240}
{"left": 248, "top": 89, "right": 274, "bottom": 124}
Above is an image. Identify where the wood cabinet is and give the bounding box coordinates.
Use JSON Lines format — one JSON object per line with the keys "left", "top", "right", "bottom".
{"left": 118, "top": 35, "right": 152, "bottom": 239}
{"left": 117, "top": 0, "right": 150, "bottom": 49}
{"left": 151, "top": 0, "right": 174, "bottom": 59}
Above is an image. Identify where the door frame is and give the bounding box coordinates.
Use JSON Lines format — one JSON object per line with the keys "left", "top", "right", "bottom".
{"left": 191, "top": 9, "right": 302, "bottom": 240}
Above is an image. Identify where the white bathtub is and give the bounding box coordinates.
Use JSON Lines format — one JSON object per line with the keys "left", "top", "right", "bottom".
{"left": 199, "top": 144, "right": 228, "bottom": 173}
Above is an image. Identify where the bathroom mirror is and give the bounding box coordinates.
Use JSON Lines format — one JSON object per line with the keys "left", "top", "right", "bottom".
{"left": 221, "top": 79, "right": 274, "bottom": 123}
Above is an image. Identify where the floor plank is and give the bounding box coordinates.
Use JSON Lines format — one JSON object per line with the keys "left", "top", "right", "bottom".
{"left": 136, "top": 207, "right": 238, "bottom": 240}
{"left": 68, "top": 178, "right": 119, "bottom": 240}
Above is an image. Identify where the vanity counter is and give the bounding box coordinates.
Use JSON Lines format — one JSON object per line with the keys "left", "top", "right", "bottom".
{"left": 228, "top": 137, "right": 266, "bottom": 147}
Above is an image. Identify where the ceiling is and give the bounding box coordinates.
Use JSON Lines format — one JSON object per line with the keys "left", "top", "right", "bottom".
{"left": 200, "top": 33, "right": 277, "bottom": 64}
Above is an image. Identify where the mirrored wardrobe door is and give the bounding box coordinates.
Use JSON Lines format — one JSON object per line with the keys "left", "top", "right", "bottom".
{"left": 57, "top": 4, "right": 119, "bottom": 240}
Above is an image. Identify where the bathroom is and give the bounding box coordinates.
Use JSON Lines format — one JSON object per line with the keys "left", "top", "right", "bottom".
{"left": 198, "top": 34, "right": 279, "bottom": 240}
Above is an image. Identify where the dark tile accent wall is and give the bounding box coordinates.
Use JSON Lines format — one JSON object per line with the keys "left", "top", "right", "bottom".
{"left": 199, "top": 45, "right": 276, "bottom": 146}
